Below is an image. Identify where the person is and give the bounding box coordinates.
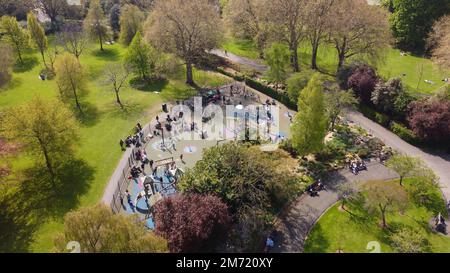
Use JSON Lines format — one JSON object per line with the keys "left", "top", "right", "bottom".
{"left": 264, "top": 236, "right": 274, "bottom": 253}
{"left": 180, "top": 154, "right": 184, "bottom": 163}
{"left": 137, "top": 122, "right": 143, "bottom": 131}
{"left": 149, "top": 159, "right": 154, "bottom": 169}
{"left": 119, "top": 139, "right": 125, "bottom": 151}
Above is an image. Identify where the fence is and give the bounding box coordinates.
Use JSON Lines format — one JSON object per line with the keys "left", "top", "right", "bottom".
{"left": 109, "top": 122, "right": 155, "bottom": 214}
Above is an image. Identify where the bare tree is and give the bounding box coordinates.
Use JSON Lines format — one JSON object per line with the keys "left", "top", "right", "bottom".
{"left": 224, "top": 0, "right": 270, "bottom": 58}
{"left": 102, "top": 63, "right": 130, "bottom": 108}
{"left": 428, "top": 15, "right": 450, "bottom": 70}
{"left": 265, "top": 0, "right": 306, "bottom": 72}
{"left": 58, "top": 22, "right": 88, "bottom": 60}
{"left": 329, "top": 0, "right": 390, "bottom": 71}
{"left": 304, "top": 0, "right": 335, "bottom": 70}
{"left": 36, "top": 0, "right": 68, "bottom": 31}
{"left": 145, "top": 0, "right": 222, "bottom": 85}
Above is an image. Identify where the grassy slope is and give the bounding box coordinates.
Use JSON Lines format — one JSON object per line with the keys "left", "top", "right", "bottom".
{"left": 304, "top": 178, "right": 450, "bottom": 253}
{"left": 0, "top": 43, "right": 231, "bottom": 252}
{"left": 221, "top": 37, "right": 449, "bottom": 95}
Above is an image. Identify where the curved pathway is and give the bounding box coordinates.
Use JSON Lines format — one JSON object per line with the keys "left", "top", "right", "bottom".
{"left": 346, "top": 111, "right": 450, "bottom": 204}
{"left": 272, "top": 161, "right": 399, "bottom": 253}
{"left": 210, "top": 49, "right": 268, "bottom": 73}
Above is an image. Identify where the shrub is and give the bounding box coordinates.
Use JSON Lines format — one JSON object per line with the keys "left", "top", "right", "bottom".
{"left": 286, "top": 69, "right": 315, "bottom": 104}
{"left": 407, "top": 100, "right": 450, "bottom": 144}
{"left": 348, "top": 64, "right": 379, "bottom": 105}
{"left": 375, "top": 112, "right": 391, "bottom": 127}
{"left": 390, "top": 122, "right": 420, "bottom": 144}
{"left": 0, "top": 43, "right": 14, "bottom": 88}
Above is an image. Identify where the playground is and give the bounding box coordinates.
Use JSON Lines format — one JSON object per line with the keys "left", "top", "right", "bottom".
{"left": 117, "top": 82, "right": 295, "bottom": 229}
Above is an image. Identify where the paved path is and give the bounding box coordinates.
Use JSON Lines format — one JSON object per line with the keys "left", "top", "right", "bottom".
{"left": 346, "top": 111, "right": 450, "bottom": 204}
{"left": 272, "top": 161, "right": 399, "bottom": 253}
{"left": 210, "top": 49, "right": 268, "bottom": 73}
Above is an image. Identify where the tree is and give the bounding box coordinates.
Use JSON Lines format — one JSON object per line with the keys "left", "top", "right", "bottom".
{"left": 83, "top": 0, "right": 109, "bottom": 51}
{"left": 55, "top": 53, "right": 88, "bottom": 113}
{"left": 153, "top": 194, "right": 231, "bottom": 253}
{"left": 325, "top": 88, "right": 357, "bottom": 131}
{"left": 389, "top": 228, "right": 429, "bottom": 253}
{"left": 265, "top": 0, "right": 305, "bottom": 72}
{"left": 54, "top": 204, "right": 168, "bottom": 253}
{"left": 428, "top": 15, "right": 450, "bottom": 70}
{"left": 0, "top": 16, "right": 29, "bottom": 64}
{"left": 363, "top": 181, "right": 409, "bottom": 229}
{"left": 27, "top": 12, "right": 48, "bottom": 66}
{"left": 330, "top": 0, "right": 390, "bottom": 71}
{"left": 304, "top": 0, "right": 335, "bottom": 70}
{"left": 0, "top": 43, "right": 14, "bottom": 88}
{"left": 0, "top": 0, "right": 36, "bottom": 20}
{"left": 124, "top": 31, "right": 155, "bottom": 80}
{"left": 336, "top": 182, "right": 359, "bottom": 212}
{"left": 0, "top": 97, "right": 79, "bottom": 190}
{"left": 389, "top": 0, "right": 450, "bottom": 52}
{"left": 109, "top": 4, "right": 121, "bottom": 35}
{"left": 58, "top": 22, "right": 88, "bottom": 60}
{"left": 264, "top": 43, "right": 290, "bottom": 85}
{"left": 224, "top": 0, "right": 269, "bottom": 58}
{"left": 407, "top": 100, "right": 450, "bottom": 144}
{"left": 286, "top": 69, "right": 315, "bottom": 104}
{"left": 291, "top": 74, "right": 329, "bottom": 156}
{"left": 102, "top": 63, "right": 130, "bottom": 108}
{"left": 386, "top": 154, "right": 425, "bottom": 186}
{"left": 119, "top": 4, "right": 144, "bottom": 45}
{"left": 371, "top": 78, "right": 405, "bottom": 116}
{"left": 146, "top": 0, "right": 222, "bottom": 85}
{"left": 36, "top": 0, "right": 68, "bottom": 31}
{"left": 347, "top": 64, "right": 378, "bottom": 105}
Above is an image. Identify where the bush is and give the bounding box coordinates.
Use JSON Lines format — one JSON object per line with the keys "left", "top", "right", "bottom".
{"left": 286, "top": 69, "right": 315, "bottom": 104}
{"left": 348, "top": 64, "right": 379, "bottom": 105}
{"left": 375, "top": 112, "right": 391, "bottom": 127}
{"left": 390, "top": 122, "right": 420, "bottom": 144}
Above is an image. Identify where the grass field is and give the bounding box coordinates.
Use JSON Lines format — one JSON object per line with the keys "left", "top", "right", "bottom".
{"left": 0, "top": 43, "right": 231, "bottom": 252}
{"left": 304, "top": 179, "right": 450, "bottom": 253}
{"left": 221, "top": 36, "right": 449, "bottom": 95}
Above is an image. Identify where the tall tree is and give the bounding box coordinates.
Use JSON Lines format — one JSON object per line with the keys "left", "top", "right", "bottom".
{"left": 428, "top": 15, "right": 450, "bottom": 70}
{"left": 389, "top": 0, "right": 450, "bottom": 52}
{"left": 83, "top": 0, "right": 109, "bottom": 51}
{"left": 0, "top": 43, "right": 14, "bottom": 88}
{"left": 363, "top": 181, "right": 409, "bottom": 229}
{"left": 330, "top": 0, "right": 390, "bottom": 71}
{"left": 27, "top": 12, "right": 48, "bottom": 66}
{"left": 146, "top": 0, "right": 222, "bottom": 85}
{"left": 58, "top": 22, "right": 88, "bottom": 60}
{"left": 119, "top": 4, "right": 144, "bottom": 45}
{"left": 0, "top": 97, "right": 79, "bottom": 189}
{"left": 291, "top": 74, "right": 329, "bottom": 156}
{"left": 224, "top": 0, "right": 269, "bottom": 58}
{"left": 102, "top": 63, "right": 130, "bottom": 108}
{"left": 36, "top": 0, "right": 68, "bottom": 31}
{"left": 54, "top": 204, "right": 168, "bottom": 253}
{"left": 304, "top": 0, "right": 335, "bottom": 70}
{"left": 266, "top": 0, "right": 305, "bottom": 72}
{"left": 124, "top": 31, "right": 155, "bottom": 80}
{"left": 264, "top": 43, "right": 290, "bottom": 85}
{"left": 0, "top": 16, "right": 29, "bottom": 64}
{"left": 154, "top": 194, "right": 231, "bottom": 253}
{"left": 55, "top": 53, "right": 88, "bottom": 113}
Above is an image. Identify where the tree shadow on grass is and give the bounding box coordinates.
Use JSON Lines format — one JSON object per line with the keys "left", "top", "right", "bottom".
{"left": 91, "top": 48, "right": 121, "bottom": 62}
{"left": 130, "top": 77, "right": 169, "bottom": 92}
{"left": 104, "top": 100, "right": 145, "bottom": 120}
{"left": 13, "top": 56, "right": 39, "bottom": 73}
{"left": 75, "top": 102, "right": 101, "bottom": 127}
{"left": 17, "top": 159, "right": 94, "bottom": 220}
{"left": 303, "top": 223, "right": 330, "bottom": 253}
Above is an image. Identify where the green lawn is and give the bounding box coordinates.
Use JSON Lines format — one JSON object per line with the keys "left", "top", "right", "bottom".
{"left": 304, "top": 179, "right": 450, "bottom": 253}
{"left": 0, "top": 43, "right": 231, "bottom": 252}
{"left": 221, "top": 36, "right": 449, "bottom": 95}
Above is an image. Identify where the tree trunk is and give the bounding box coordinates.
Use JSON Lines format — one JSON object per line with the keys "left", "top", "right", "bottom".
{"left": 290, "top": 45, "right": 299, "bottom": 72}
{"left": 115, "top": 90, "right": 123, "bottom": 108}
{"left": 40, "top": 50, "right": 47, "bottom": 68}
{"left": 186, "top": 62, "right": 194, "bottom": 85}
{"left": 399, "top": 176, "right": 403, "bottom": 186}
{"left": 380, "top": 205, "right": 387, "bottom": 229}
{"left": 337, "top": 52, "right": 345, "bottom": 71}
{"left": 311, "top": 44, "right": 319, "bottom": 70}
{"left": 38, "top": 139, "right": 57, "bottom": 192}
{"left": 99, "top": 34, "right": 104, "bottom": 51}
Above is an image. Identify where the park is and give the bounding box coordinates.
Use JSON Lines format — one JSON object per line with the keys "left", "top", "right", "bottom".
{"left": 0, "top": 0, "right": 449, "bottom": 254}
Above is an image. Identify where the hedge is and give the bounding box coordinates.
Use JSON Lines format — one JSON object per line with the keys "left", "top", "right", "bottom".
{"left": 216, "top": 68, "right": 298, "bottom": 111}
{"left": 390, "top": 122, "right": 420, "bottom": 145}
